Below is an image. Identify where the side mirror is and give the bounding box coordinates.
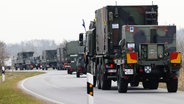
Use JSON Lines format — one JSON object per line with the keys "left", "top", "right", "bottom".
{"left": 79, "top": 33, "right": 83, "bottom": 46}
{"left": 119, "top": 39, "right": 125, "bottom": 47}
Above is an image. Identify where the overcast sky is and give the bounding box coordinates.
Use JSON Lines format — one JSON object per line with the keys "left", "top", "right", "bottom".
{"left": 0, "top": 0, "right": 183, "bottom": 44}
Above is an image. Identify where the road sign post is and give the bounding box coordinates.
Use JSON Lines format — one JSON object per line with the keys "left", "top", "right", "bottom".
{"left": 2, "top": 66, "right": 5, "bottom": 82}
{"left": 87, "top": 73, "right": 93, "bottom": 104}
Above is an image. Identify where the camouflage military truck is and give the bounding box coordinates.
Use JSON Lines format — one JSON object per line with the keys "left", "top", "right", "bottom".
{"left": 76, "top": 53, "right": 86, "bottom": 77}
{"left": 41, "top": 49, "right": 57, "bottom": 70}
{"left": 64, "top": 41, "right": 85, "bottom": 74}
{"left": 13, "top": 51, "right": 34, "bottom": 70}
{"left": 116, "top": 25, "right": 181, "bottom": 93}
{"left": 34, "top": 56, "right": 41, "bottom": 69}
{"left": 80, "top": 5, "right": 158, "bottom": 90}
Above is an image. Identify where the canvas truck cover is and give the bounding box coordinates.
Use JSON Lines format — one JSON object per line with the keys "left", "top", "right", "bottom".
{"left": 65, "top": 41, "right": 84, "bottom": 56}
{"left": 122, "top": 25, "right": 176, "bottom": 52}
{"left": 16, "top": 51, "right": 34, "bottom": 64}
{"left": 42, "top": 49, "right": 57, "bottom": 62}
{"left": 95, "top": 5, "right": 158, "bottom": 55}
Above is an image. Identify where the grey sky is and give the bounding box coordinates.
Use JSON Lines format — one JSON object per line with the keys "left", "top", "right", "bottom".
{"left": 0, "top": 0, "right": 183, "bottom": 44}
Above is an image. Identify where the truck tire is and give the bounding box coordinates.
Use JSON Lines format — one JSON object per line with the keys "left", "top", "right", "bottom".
{"left": 67, "top": 69, "right": 72, "bottom": 74}
{"left": 118, "top": 77, "right": 128, "bottom": 93}
{"left": 101, "top": 74, "right": 111, "bottom": 90}
{"left": 167, "top": 79, "right": 178, "bottom": 92}
{"left": 93, "top": 76, "right": 96, "bottom": 87}
{"left": 96, "top": 65, "right": 101, "bottom": 89}
{"left": 100, "top": 66, "right": 111, "bottom": 90}
{"left": 76, "top": 72, "right": 80, "bottom": 78}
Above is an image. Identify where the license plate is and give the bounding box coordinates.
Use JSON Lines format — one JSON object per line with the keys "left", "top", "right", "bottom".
{"left": 124, "top": 69, "right": 133, "bottom": 75}
{"left": 108, "top": 69, "right": 116, "bottom": 73}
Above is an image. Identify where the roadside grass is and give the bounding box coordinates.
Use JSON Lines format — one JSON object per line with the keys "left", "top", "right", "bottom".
{"left": 0, "top": 72, "right": 46, "bottom": 104}
{"left": 178, "top": 68, "right": 184, "bottom": 91}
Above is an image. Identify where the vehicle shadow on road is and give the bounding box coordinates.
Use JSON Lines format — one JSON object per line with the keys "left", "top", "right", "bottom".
{"left": 105, "top": 86, "right": 169, "bottom": 94}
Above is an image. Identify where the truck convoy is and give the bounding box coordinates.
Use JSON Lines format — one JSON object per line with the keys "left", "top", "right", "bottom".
{"left": 12, "top": 41, "right": 86, "bottom": 73}
{"left": 79, "top": 5, "right": 181, "bottom": 93}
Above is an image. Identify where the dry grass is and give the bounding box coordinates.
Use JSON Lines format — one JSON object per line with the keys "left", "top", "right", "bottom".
{"left": 178, "top": 68, "right": 184, "bottom": 91}
{"left": 0, "top": 72, "right": 46, "bottom": 104}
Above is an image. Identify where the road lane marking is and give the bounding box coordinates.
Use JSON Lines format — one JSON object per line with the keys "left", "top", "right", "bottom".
{"left": 19, "top": 76, "right": 65, "bottom": 104}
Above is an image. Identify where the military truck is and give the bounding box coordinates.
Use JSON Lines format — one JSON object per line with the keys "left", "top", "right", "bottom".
{"left": 13, "top": 51, "right": 34, "bottom": 70}
{"left": 76, "top": 53, "right": 86, "bottom": 77}
{"left": 41, "top": 49, "right": 57, "bottom": 70}
{"left": 34, "top": 56, "right": 41, "bottom": 69}
{"left": 67, "top": 54, "right": 78, "bottom": 74}
{"left": 80, "top": 5, "right": 158, "bottom": 90}
{"left": 64, "top": 41, "right": 85, "bottom": 74}
{"left": 116, "top": 25, "right": 181, "bottom": 93}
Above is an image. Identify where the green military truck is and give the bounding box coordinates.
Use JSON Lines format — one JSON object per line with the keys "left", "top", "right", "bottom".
{"left": 41, "top": 49, "right": 57, "bottom": 70}
{"left": 64, "top": 41, "right": 85, "bottom": 74}
{"left": 80, "top": 5, "right": 158, "bottom": 90}
{"left": 13, "top": 51, "right": 34, "bottom": 70}
{"left": 116, "top": 25, "right": 181, "bottom": 93}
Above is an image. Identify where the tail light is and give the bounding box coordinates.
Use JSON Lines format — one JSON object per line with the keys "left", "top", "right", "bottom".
{"left": 170, "top": 52, "right": 181, "bottom": 63}
{"left": 126, "top": 52, "right": 137, "bottom": 64}
{"left": 105, "top": 64, "right": 115, "bottom": 69}
{"left": 78, "top": 67, "right": 82, "bottom": 70}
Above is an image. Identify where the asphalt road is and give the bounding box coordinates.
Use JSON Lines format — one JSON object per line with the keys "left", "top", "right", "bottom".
{"left": 20, "top": 70, "right": 184, "bottom": 104}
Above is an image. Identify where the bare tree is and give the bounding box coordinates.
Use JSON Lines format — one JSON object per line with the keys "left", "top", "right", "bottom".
{"left": 0, "top": 41, "right": 8, "bottom": 68}
{"left": 59, "top": 39, "right": 67, "bottom": 49}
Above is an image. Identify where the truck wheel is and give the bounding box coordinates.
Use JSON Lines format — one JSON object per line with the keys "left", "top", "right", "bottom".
{"left": 118, "top": 77, "right": 128, "bottom": 93}
{"left": 67, "top": 69, "right": 70, "bottom": 74}
{"left": 100, "top": 74, "right": 111, "bottom": 90}
{"left": 96, "top": 73, "right": 101, "bottom": 89}
{"left": 100, "top": 66, "right": 111, "bottom": 90}
{"left": 167, "top": 79, "right": 178, "bottom": 92}
{"left": 76, "top": 72, "right": 80, "bottom": 78}
{"left": 96, "top": 65, "right": 101, "bottom": 89}
{"left": 93, "top": 76, "right": 96, "bottom": 87}
{"left": 69, "top": 70, "right": 72, "bottom": 74}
